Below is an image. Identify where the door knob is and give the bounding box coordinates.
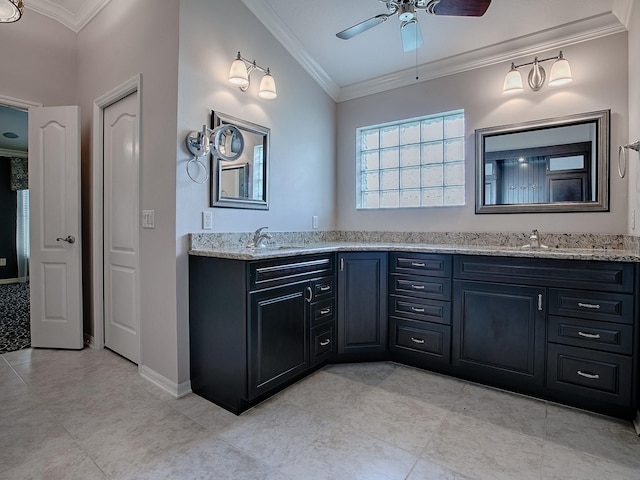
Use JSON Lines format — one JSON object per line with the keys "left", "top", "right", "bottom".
{"left": 56, "top": 235, "right": 76, "bottom": 244}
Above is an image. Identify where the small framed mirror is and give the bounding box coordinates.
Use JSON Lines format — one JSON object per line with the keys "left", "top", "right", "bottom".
{"left": 475, "top": 110, "right": 610, "bottom": 213}
{"left": 210, "top": 111, "right": 269, "bottom": 210}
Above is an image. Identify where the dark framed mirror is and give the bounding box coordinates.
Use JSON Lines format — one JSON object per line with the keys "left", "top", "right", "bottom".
{"left": 475, "top": 110, "right": 610, "bottom": 213}
{"left": 210, "top": 111, "right": 269, "bottom": 210}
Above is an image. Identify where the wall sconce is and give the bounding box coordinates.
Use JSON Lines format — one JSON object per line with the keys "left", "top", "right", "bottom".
{"left": 185, "top": 124, "right": 245, "bottom": 184}
{"left": 228, "top": 52, "right": 278, "bottom": 100}
{"left": 503, "top": 51, "right": 572, "bottom": 94}
{"left": 0, "top": 0, "right": 24, "bottom": 22}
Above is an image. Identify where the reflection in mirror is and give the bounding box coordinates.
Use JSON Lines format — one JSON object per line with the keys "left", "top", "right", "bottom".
{"left": 475, "top": 110, "right": 609, "bottom": 213}
{"left": 210, "top": 111, "right": 269, "bottom": 210}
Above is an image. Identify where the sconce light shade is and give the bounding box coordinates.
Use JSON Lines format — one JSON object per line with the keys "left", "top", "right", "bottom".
{"left": 0, "top": 0, "right": 24, "bottom": 22}
{"left": 549, "top": 51, "right": 573, "bottom": 86}
{"left": 258, "top": 70, "right": 278, "bottom": 100}
{"left": 400, "top": 19, "right": 423, "bottom": 53}
{"left": 228, "top": 55, "right": 250, "bottom": 87}
{"left": 503, "top": 64, "right": 523, "bottom": 94}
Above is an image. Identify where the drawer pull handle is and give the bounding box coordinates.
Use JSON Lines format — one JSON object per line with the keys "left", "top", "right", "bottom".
{"left": 319, "top": 285, "right": 331, "bottom": 292}
{"left": 305, "top": 286, "right": 313, "bottom": 303}
{"left": 411, "top": 337, "right": 425, "bottom": 344}
{"left": 320, "top": 339, "right": 331, "bottom": 347}
{"left": 577, "top": 370, "right": 600, "bottom": 380}
{"left": 411, "top": 262, "right": 426, "bottom": 267}
{"left": 578, "top": 331, "right": 601, "bottom": 339}
{"left": 411, "top": 307, "right": 426, "bottom": 313}
{"left": 319, "top": 308, "right": 331, "bottom": 315}
{"left": 411, "top": 284, "right": 425, "bottom": 290}
{"left": 578, "top": 302, "right": 601, "bottom": 310}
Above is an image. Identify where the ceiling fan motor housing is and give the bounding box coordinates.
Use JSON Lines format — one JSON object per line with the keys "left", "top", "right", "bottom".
{"left": 398, "top": 2, "right": 417, "bottom": 21}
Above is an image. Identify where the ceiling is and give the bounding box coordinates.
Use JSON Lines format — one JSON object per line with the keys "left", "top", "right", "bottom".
{"left": 2, "top": 0, "right": 630, "bottom": 151}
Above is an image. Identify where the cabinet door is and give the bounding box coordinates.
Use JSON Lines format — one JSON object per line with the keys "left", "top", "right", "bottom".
{"left": 337, "top": 252, "right": 388, "bottom": 356}
{"left": 248, "top": 283, "right": 309, "bottom": 399}
{"left": 452, "top": 280, "right": 546, "bottom": 394}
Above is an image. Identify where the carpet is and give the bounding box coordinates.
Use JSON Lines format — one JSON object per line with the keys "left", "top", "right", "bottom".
{"left": 0, "top": 282, "right": 30, "bottom": 354}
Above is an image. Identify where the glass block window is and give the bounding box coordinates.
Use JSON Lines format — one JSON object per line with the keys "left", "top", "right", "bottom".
{"left": 357, "top": 110, "right": 465, "bottom": 209}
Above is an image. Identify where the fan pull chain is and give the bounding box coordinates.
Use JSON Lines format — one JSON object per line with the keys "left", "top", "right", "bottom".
{"left": 415, "top": 40, "right": 419, "bottom": 81}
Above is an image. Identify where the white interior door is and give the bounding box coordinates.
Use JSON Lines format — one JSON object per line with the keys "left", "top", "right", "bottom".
{"left": 103, "top": 92, "right": 140, "bottom": 364}
{"left": 28, "top": 106, "right": 83, "bottom": 349}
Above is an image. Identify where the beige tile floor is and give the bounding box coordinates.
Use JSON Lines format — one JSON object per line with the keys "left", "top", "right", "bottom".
{"left": 2, "top": 348, "right": 640, "bottom": 479}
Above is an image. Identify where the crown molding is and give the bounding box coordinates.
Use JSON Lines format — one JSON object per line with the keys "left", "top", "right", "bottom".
{"left": 240, "top": 0, "right": 341, "bottom": 102}
{"left": 338, "top": 12, "right": 627, "bottom": 102}
{"left": 612, "top": 0, "right": 634, "bottom": 28}
{"left": 25, "top": 0, "right": 112, "bottom": 33}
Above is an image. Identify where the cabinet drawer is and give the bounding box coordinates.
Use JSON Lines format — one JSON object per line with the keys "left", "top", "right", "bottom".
{"left": 390, "top": 253, "right": 452, "bottom": 277}
{"left": 547, "top": 344, "right": 631, "bottom": 405}
{"left": 548, "top": 315, "right": 633, "bottom": 355}
{"left": 311, "top": 321, "right": 335, "bottom": 367}
{"left": 250, "top": 254, "right": 334, "bottom": 290}
{"left": 391, "top": 317, "right": 450, "bottom": 362}
{"left": 312, "top": 277, "right": 334, "bottom": 299}
{"left": 548, "top": 289, "right": 633, "bottom": 324}
{"left": 389, "top": 274, "right": 451, "bottom": 301}
{"left": 311, "top": 299, "right": 335, "bottom": 327}
{"left": 389, "top": 295, "right": 451, "bottom": 324}
{"left": 454, "top": 256, "right": 634, "bottom": 293}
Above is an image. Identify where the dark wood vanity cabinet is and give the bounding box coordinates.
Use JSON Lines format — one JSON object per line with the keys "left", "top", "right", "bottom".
{"left": 453, "top": 255, "right": 638, "bottom": 418}
{"left": 388, "top": 253, "right": 453, "bottom": 369}
{"left": 189, "top": 253, "right": 335, "bottom": 414}
{"left": 190, "top": 249, "right": 638, "bottom": 420}
{"left": 337, "top": 252, "right": 388, "bottom": 359}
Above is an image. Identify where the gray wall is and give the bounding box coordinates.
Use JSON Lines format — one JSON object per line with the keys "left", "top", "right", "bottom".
{"left": 175, "top": 0, "right": 337, "bottom": 383}
{"left": 76, "top": 0, "right": 182, "bottom": 384}
{"left": 336, "top": 33, "right": 629, "bottom": 234}
{"left": 628, "top": 2, "right": 640, "bottom": 236}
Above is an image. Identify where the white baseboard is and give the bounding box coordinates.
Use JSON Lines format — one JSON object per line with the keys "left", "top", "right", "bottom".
{"left": 138, "top": 364, "right": 192, "bottom": 399}
{"left": 633, "top": 410, "right": 640, "bottom": 436}
{"left": 0, "top": 278, "right": 21, "bottom": 285}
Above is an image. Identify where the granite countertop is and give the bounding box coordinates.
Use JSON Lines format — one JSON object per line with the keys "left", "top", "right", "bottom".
{"left": 189, "top": 241, "right": 640, "bottom": 262}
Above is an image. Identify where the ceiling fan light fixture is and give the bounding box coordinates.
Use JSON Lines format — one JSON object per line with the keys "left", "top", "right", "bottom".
{"left": 400, "top": 19, "right": 423, "bottom": 53}
{"left": 0, "top": 0, "right": 23, "bottom": 23}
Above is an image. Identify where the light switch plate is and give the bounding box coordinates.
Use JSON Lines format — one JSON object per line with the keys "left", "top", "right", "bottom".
{"left": 0, "top": 258, "right": 6, "bottom": 267}
{"left": 142, "top": 210, "right": 155, "bottom": 229}
{"left": 312, "top": 215, "right": 319, "bottom": 229}
{"left": 202, "top": 211, "right": 213, "bottom": 230}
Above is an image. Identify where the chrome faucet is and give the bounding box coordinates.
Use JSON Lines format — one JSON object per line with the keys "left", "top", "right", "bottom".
{"left": 248, "top": 226, "right": 272, "bottom": 248}
{"left": 523, "top": 229, "right": 549, "bottom": 249}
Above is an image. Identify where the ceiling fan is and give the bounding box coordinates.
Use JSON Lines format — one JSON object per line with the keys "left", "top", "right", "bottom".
{"left": 336, "top": 0, "right": 492, "bottom": 52}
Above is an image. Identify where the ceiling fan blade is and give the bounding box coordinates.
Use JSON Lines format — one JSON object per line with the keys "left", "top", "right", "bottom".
{"left": 429, "top": 0, "right": 491, "bottom": 17}
{"left": 336, "top": 14, "right": 390, "bottom": 40}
